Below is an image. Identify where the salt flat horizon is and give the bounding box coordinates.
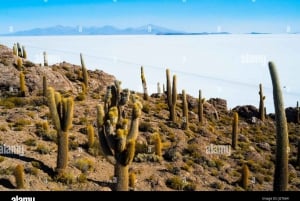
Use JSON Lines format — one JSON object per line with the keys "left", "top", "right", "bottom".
{"left": 0, "top": 34, "right": 299, "bottom": 113}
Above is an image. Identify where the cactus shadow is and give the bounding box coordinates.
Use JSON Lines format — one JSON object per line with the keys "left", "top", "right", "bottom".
{"left": 0, "top": 178, "right": 15, "bottom": 189}
{"left": 87, "top": 178, "right": 113, "bottom": 190}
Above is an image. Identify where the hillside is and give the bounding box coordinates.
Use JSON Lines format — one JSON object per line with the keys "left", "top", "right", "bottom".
{"left": 0, "top": 43, "right": 299, "bottom": 191}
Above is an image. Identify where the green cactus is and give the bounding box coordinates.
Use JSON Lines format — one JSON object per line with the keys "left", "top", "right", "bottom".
{"left": 19, "top": 71, "right": 26, "bottom": 97}
{"left": 241, "top": 163, "right": 249, "bottom": 190}
{"left": 152, "top": 132, "right": 162, "bottom": 158}
{"left": 47, "top": 87, "right": 74, "bottom": 175}
{"left": 141, "top": 66, "right": 149, "bottom": 100}
{"left": 97, "top": 82, "right": 142, "bottom": 191}
{"left": 259, "top": 83, "right": 265, "bottom": 121}
{"left": 80, "top": 53, "right": 88, "bottom": 93}
{"left": 13, "top": 43, "right": 18, "bottom": 56}
{"left": 232, "top": 112, "right": 239, "bottom": 150}
{"left": 87, "top": 124, "right": 95, "bottom": 148}
{"left": 22, "top": 46, "right": 27, "bottom": 59}
{"left": 17, "top": 42, "right": 23, "bottom": 58}
{"left": 43, "top": 75, "right": 47, "bottom": 97}
{"left": 198, "top": 90, "right": 205, "bottom": 125}
{"left": 17, "top": 57, "right": 23, "bottom": 71}
{"left": 43, "top": 51, "right": 48, "bottom": 66}
{"left": 129, "top": 172, "right": 136, "bottom": 190}
{"left": 14, "top": 164, "right": 25, "bottom": 189}
{"left": 269, "top": 62, "right": 289, "bottom": 191}
{"left": 166, "top": 69, "right": 177, "bottom": 122}
{"left": 182, "top": 90, "right": 188, "bottom": 130}
{"left": 163, "top": 83, "right": 165, "bottom": 93}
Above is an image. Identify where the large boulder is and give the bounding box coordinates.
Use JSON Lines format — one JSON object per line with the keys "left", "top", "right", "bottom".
{"left": 285, "top": 107, "right": 299, "bottom": 123}
{"left": 233, "top": 105, "right": 259, "bottom": 119}
{"left": 208, "top": 98, "right": 227, "bottom": 112}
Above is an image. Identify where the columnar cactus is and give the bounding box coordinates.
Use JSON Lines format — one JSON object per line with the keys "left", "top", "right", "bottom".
{"left": 13, "top": 44, "right": 18, "bottom": 56}
{"left": 19, "top": 71, "right": 26, "bottom": 97}
{"left": 43, "top": 75, "right": 47, "bottom": 97}
{"left": 80, "top": 53, "right": 88, "bottom": 93}
{"left": 87, "top": 124, "right": 95, "bottom": 148}
{"left": 14, "top": 164, "right": 25, "bottom": 189}
{"left": 129, "top": 172, "right": 137, "bottom": 190}
{"left": 232, "top": 112, "right": 239, "bottom": 149}
{"left": 198, "top": 90, "right": 205, "bottom": 125}
{"left": 241, "top": 163, "right": 249, "bottom": 190}
{"left": 97, "top": 81, "right": 142, "bottom": 191}
{"left": 140, "top": 66, "right": 149, "bottom": 100}
{"left": 47, "top": 87, "right": 74, "bottom": 175}
{"left": 166, "top": 69, "right": 177, "bottom": 122}
{"left": 153, "top": 132, "right": 162, "bottom": 158}
{"left": 43, "top": 51, "right": 48, "bottom": 66}
{"left": 17, "top": 42, "right": 23, "bottom": 58}
{"left": 259, "top": 83, "right": 265, "bottom": 121}
{"left": 22, "top": 46, "right": 27, "bottom": 59}
{"left": 157, "top": 82, "right": 161, "bottom": 96}
{"left": 269, "top": 62, "right": 289, "bottom": 191}
{"left": 17, "top": 57, "right": 23, "bottom": 71}
{"left": 182, "top": 90, "right": 188, "bottom": 130}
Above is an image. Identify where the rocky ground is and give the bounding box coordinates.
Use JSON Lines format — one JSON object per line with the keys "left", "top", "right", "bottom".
{"left": 0, "top": 44, "right": 299, "bottom": 191}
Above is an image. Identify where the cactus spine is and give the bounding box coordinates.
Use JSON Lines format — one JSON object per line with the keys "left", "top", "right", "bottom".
{"left": 269, "top": 62, "right": 289, "bottom": 191}
{"left": 47, "top": 87, "right": 74, "bottom": 175}
{"left": 43, "top": 75, "right": 47, "bottom": 97}
{"left": 141, "top": 66, "right": 149, "bottom": 100}
{"left": 87, "top": 124, "right": 95, "bottom": 148}
{"left": 97, "top": 81, "right": 142, "bottom": 191}
{"left": 43, "top": 51, "right": 48, "bottom": 66}
{"left": 14, "top": 164, "right": 25, "bottom": 189}
{"left": 241, "top": 163, "right": 249, "bottom": 190}
{"left": 259, "top": 83, "right": 265, "bottom": 121}
{"left": 182, "top": 90, "right": 188, "bottom": 130}
{"left": 198, "top": 90, "right": 205, "bottom": 125}
{"left": 80, "top": 53, "right": 88, "bottom": 93}
{"left": 19, "top": 71, "right": 25, "bottom": 97}
{"left": 232, "top": 112, "right": 238, "bottom": 149}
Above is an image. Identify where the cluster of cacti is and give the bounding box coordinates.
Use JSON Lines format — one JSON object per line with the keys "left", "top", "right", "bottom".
{"left": 152, "top": 132, "right": 162, "bottom": 158}
{"left": 19, "top": 71, "right": 26, "bottom": 97}
{"left": 259, "top": 83, "right": 265, "bottom": 121}
{"left": 166, "top": 69, "right": 177, "bottom": 122}
{"left": 43, "top": 75, "right": 47, "bottom": 97}
{"left": 80, "top": 53, "right": 88, "bottom": 94}
{"left": 13, "top": 43, "right": 27, "bottom": 59}
{"left": 140, "top": 66, "right": 149, "bottom": 100}
{"left": 14, "top": 164, "right": 25, "bottom": 189}
{"left": 198, "top": 90, "right": 205, "bottom": 125}
{"left": 87, "top": 124, "right": 95, "bottom": 148}
{"left": 232, "top": 112, "right": 239, "bottom": 149}
{"left": 182, "top": 90, "right": 189, "bottom": 130}
{"left": 43, "top": 51, "right": 48, "bottom": 67}
{"left": 47, "top": 87, "right": 74, "bottom": 175}
{"left": 97, "top": 80, "right": 142, "bottom": 191}
{"left": 241, "top": 163, "right": 249, "bottom": 190}
{"left": 269, "top": 62, "right": 289, "bottom": 191}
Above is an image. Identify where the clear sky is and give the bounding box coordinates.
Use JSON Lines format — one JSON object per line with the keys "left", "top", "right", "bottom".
{"left": 0, "top": 0, "right": 299, "bottom": 34}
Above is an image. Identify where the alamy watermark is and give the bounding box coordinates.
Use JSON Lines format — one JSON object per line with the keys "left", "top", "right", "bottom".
{"left": 0, "top": 144, "right": 24, "bottom": 156}
{"left": 11, "top": 195, "right": 35, "bottom": 201}
{"left": 241, "top": 53, "right": 267, "bottom": 67}
{"left": 205, "top": 144, "right": 231, "bottom": 156}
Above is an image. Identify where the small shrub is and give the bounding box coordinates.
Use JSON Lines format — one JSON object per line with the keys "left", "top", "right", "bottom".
{"left": 74, "top": 158, "right": 94, "bottom": 173}
{"left": 35, "top": 144, "right": 51, "bottom": 154}
{"left": 139, "top": 122, "right": 153, "bottom": 132}
{"left": 23, "top": 138, "right": 37, "bottom": 146}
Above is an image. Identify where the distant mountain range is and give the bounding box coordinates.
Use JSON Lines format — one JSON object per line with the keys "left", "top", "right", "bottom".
{"left": 1, "top": 24, "right": 232, "bottom": 36}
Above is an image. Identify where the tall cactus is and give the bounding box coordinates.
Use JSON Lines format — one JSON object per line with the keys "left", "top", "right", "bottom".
{"left": 17, "top": 57, "right": 23, "bottom": 71}
{"left": 14, "top": 164, "right": 25, "bottom": 189}
{"left": 13, "top": 43, "right": 18, "bottom": 56}
{"left": 80, "top": 53, "right": 88, "bottom": 93}
{"left": 17, "top": 42, "right": 23, "bottom": 58}
{"left": 198, "top": 90, "right": 205, "bottom": 125}
{"left": 157, "top": 82, "right": 161, "bottom": 96}
{"left": 43, "top": 51, "right": 48, "bottom": 67}
{"left": 140, "top": 66, "right": 149, "bottom": 100}
{"left": 182, "top": 90, "right": 188, "bottom": 130}
{"left": 97, "top": 81, "right": 142, "bottom": 191}
{"left": 269, "top": 62, "right": 289, "bottom": 191}
{"left": 22, "top": 46, "right": 27, "bottom": 59}
{"left": 87, "top": 124, "right": 95, "bottom": 148}
{"left": 241, "top": 163, "right": 249, "bottom": 190}
{"left": 153, "top": 132, "right": 162, "bottom": 158}
{"left": 259, "top": 83, "right": 265, "bottom": 121}
{"left": 47, "top": 87, "right": 74, "bottom": 175}
{"left": 232, "top": 112, "right": 239, "bottom": 150}
{"left": 166, "top": 69, "right": 177, "bottom": 122}
{"left": 43, "top": 75, "right": 47, "bottom": 97}
{"left": 19, "top": 71, "right": 26, "bottom": 97}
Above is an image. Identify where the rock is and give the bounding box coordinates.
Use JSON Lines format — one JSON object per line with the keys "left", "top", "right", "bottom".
{"left": 256, "top": 142, "right": 271, "bottom": 151}
{"left": 208, "top": 98, "right": 227, "bottom": 112}
{"left": 187, "top": 94, "right": 198, "bottom": 110}
{"left": 163, "top": 147, "right": 181, "bottom": 162}
{"left": 285, "top": 107, "right": 299, "bottom": 123}
{"left": 238, "top": 134, "right": 249, "bottom": 143}
{"left": 233, "top": 105, "right": 259, "bottom": 119}
{"left": 245, "top": 149, "right": 264, "bottom": 163}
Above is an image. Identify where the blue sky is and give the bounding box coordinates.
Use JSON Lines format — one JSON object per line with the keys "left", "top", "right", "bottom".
{"left": 0, "top": 0, "right": 299, "bottom": 34}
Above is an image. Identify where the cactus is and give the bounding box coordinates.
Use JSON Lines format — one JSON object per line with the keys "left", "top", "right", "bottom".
{"left": 43, "top": 51, "right": 48, "bottom": 66}
{"left": 232, "top": 112, "right": 238, "bottom": 149}
{"left": 17, "top": 57, "right": 23, "bottom": 71}
{"left": 241, "top": 163, "right": 249, "bottom": 190}
{"left": 97, "top": 81, "right": 142, "bottom": 191}
{"left": 43, "top": 75, "right": 47, "bottom": 97}
{"left": 80, "top": 53, "right": 88, "bottom": 92}
{"left": 152, "top": 132, "right": 162, "bottom": 158}
{"left": 182, "top": 90, "right": 188, "bottom": 130}
{"left": 198, "top": 90, "right": 205, "bottom": 125}
{"left": 166, "top": 69, "right": 177, "bottom": 122}
{"left": 17, "top": 42, "right": 23, "bottom": 58}
{"left": 87, "top": 124, "right": 95, "bottom": 148}
{"left": 157, "top": 82, "right": 161, "bottom": 95}
{"left": 13, "top": 43, "right": 18, "bottom": 56}
{"left": 297, "top": 101, "right": 299, "bottom": 124}
{"left": 269, "top": 62, "right": 289, "bottom": 191}
{"left": 140, "top": 66, "right": 149, "bottom": 100}
{"left": 259, "top": 83, "right": 265, "bottom": 121}
{"left": 19, "top": 71, "right": 26, "bottom": 97}
{"left": 22, "top": 46, "right": 27, "bottom": 59}
{"left": 47, "top": 87, "right": 74, "bottom": 175}
{"left": 163, "top": 83, "right": 165, "bottom": 93}
{"left": 129, "top": 172, "right": 136, "bottom": 190}
{"left": 14, "top": 164, "right": 25, "bottom": 189}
